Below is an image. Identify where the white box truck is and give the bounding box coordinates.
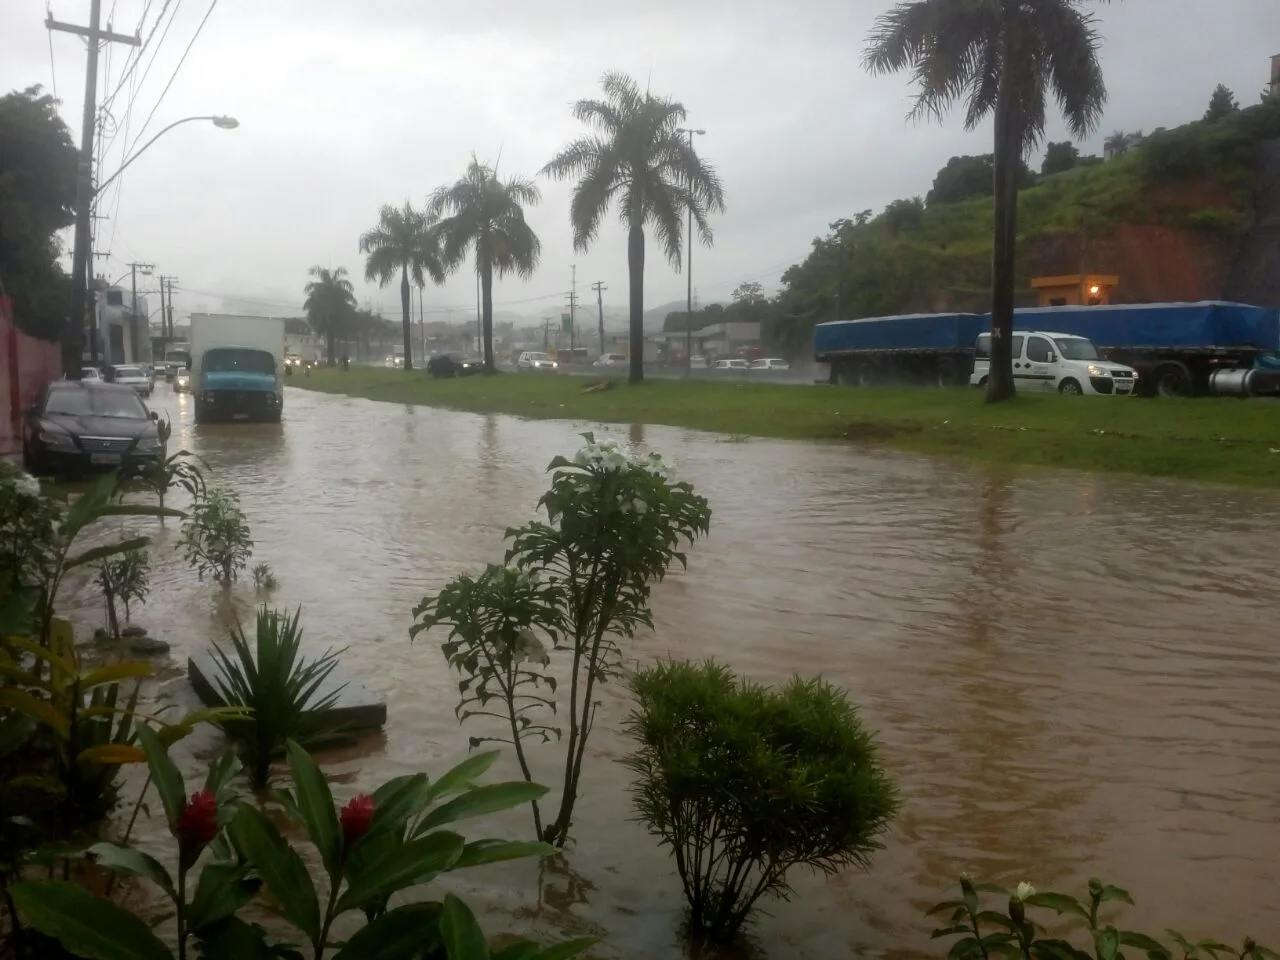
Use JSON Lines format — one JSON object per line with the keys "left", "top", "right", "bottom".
{"left": 189, "top": 314, "right": 286, "bottom": 423}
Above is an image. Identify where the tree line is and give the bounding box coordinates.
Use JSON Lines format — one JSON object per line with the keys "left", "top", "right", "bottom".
{"left": 308, "top": 71, "right": 725, "bottom": 383}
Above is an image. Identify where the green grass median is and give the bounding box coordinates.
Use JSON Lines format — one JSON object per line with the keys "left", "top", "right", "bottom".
{"left": 293, "top": 368, "right": 1280, "bottom": 488}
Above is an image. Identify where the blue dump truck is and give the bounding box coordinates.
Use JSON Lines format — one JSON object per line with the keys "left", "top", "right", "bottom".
{"left": 814, "top": 301, "right": 1280, "bottom": 397}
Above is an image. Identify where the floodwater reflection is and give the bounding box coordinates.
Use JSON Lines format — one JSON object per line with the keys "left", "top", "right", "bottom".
{"left": 61, "top": 384, "right": 1280, "bottom": 959}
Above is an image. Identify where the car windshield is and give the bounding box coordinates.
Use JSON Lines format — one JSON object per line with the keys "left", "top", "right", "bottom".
{"left": 115, "top": 366, "right": 143, "bottom": 377}
{"left": 203, "top": 348, "right": 275, "bottom": 375}
{"left": 81, "top": 368, "right": 99, "bottom": 378}
{"left": 164, "top": 350, "right": 189, "bottom": 364}
{"left": 528, "top": 353, "right": 549, "bottom": 361}
{"left": 1054, "top": 338, "right": 1100, "bottom": 361}
{"left": 45, "top": 387, "right": 147, "bottom": 420}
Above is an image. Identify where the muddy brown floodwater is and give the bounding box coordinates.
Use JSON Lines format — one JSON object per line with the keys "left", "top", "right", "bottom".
{"left": 62, "top": 383, "right": 1280, "bottom": 958}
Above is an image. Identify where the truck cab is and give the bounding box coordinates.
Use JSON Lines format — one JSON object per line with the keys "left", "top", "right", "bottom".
{"left": 970, "top": 331, "right": 1138, "bottom": 396}
{"left": 195, "top": 347, "right": 282, "bottom": 422}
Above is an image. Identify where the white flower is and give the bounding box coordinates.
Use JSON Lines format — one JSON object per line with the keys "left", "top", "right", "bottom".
{"left": 1015, "top": 882, "right": 1036, "bottom": 902}
{"left": 1, "top": 469, "right": 41, "bottom": 498}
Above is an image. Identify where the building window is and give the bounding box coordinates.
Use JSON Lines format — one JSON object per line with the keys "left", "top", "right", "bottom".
{"left": 105, "top": 290, "right": 124, "bottom": 306}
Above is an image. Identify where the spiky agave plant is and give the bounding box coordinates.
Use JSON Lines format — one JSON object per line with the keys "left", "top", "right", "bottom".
{"left": 205, "top": 606, "right": 346, "bottom": 788}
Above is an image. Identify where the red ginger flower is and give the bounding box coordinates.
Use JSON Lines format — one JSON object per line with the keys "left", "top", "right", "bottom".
{"left": 340, "top": 793, "right": 375, "bottom": 849}
{"left": 177, "top": 790, "right": 219, "bottom": 867}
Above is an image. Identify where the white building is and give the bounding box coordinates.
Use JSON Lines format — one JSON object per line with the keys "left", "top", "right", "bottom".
{"left": 95, "top": 286, "right": 152, "bottom": 367}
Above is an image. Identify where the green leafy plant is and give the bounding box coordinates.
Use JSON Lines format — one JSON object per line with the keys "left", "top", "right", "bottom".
{"left": 12, "top": 736, "right": 596, "bottom": 960}
{"left": 0, "top": 464, "right": 58, "bottom": 608}
{"left": 121, "top": 414, "right": 208, "bottom": 518}
{"left": 95, "top": 548, "right": 150, "bottom": 639}
{"left": 926, "top": 876, "right": 1277, "bottom": 960}
{"left": 412, "top": 434, "right": 711, "bottom": 847}
{"left": 204, "top": 606, "right": 344, "bottom": 789}
{"left": 180, "top": 487, "right": 252, "bottom": 584}
{"left": 410, "top": 564, "right": 562, "bottom": 838}
{"left": 251, "top": 563, "right": 279, "bottom": 591}
{"left": 623, "top": 659, "right": 899, "bottom": 943}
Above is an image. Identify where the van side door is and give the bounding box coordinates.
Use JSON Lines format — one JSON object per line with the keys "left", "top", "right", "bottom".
{"left": 1023, "top": 336, "right": 1057, "bottom": 391}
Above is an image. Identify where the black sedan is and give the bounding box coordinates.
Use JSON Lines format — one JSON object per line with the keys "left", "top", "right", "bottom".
{"left": 22, "top": 381, "right": 162, "bottom": 476}
{"left": 426, "top": 352, "right": 483, "bottom": 378}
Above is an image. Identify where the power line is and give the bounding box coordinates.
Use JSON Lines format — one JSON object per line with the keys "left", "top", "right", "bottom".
{"left": 99, "top": 0, "right": 173, "bottom": 118}
{"left": 126, "top": 0, "right": 218, "bottom": 157}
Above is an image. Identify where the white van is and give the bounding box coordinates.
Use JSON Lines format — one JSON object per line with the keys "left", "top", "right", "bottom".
{"left": 970, "top": 331, "right": 1138, "bottom": 396}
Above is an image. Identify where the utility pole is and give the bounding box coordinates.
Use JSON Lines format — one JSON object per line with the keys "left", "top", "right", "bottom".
{"left": 591, "top": 281, "right": 607, "bottom": 357}
{"left": 566, "top": 265, "right": 579, "bottom": 358}
{"left": 157, "top": 274, "right": 167, "bottom": 340}
{"left": 128, "top": 262, "right": 153, "bottom": 364}
{"left": 48, "top": 2, "right": 140, "bottom": 374}
{"left": 676, "top": 126, "right": 706, "bottom": 375}
{"left": 165, "top": 277, "right": 178, "bottom": 339}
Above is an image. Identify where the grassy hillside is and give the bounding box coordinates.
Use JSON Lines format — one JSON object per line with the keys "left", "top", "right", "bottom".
{"left": 763, "top": 96, "right": 1280, "bottom": 356}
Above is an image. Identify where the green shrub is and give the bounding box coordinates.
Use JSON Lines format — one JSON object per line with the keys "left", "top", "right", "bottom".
{"left": 205, "top": 606, "right": 344, "bottom": 788}
{"left": 413, "top": 434, "right": 712, "bottom": 848}
{"left": 10, "top": 733, "right": 594, "bottom": 960}
{"left": 180, "top": 487, "right": 252, "bottom": 584}
{"left": 622, "top": 660, "right": 899, "bottom": 944}
{"left": 95, "top": 548, "right": 150, "bottom": 638}
{"left": 928, "top": 875, "right": 1276, "bottom": 960}
{"left": 1180, "top": 207, "right": 1249, "bottom": 234}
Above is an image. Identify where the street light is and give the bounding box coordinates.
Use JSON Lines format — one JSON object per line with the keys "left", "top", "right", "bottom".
{"left": 95, "top": 115, "right": 239, "bottom": 198}
{"left": 676, "top": 127, "right": 705, "bottom": 376}
{"left": 75, "top": 114, "right": 237, "bottom": 366}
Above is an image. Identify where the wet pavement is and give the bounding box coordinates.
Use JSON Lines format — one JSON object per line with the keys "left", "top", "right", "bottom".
{"left": 61, "top": 381, "right": 1280, "bottom": 958}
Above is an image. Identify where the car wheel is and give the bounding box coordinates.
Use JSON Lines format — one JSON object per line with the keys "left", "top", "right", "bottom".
{"left": 1058, "top": 378, "right": 1083, "bottom": 396}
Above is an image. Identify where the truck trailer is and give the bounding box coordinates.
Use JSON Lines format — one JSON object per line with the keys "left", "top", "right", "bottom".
{"left": 189, "top": 314, "right": 286, "bottom": 423}
{"left": 815, "top": 301, "right": 1280, "bottom": 397}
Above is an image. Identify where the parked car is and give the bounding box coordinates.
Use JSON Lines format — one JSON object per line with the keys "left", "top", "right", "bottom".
{"left": 713, "top": 359, "right": 749, "bottom": 371}
{"left": 749, "top": 358, "right": 790, "bottom": 372}
{"left": 80, "top": 367, "right": 102, "bottom": 381}
{"left": 970, "top": 331, "right": 1138, "bottom": 396}
{"left": 593, "top": 353, "right": 628, "bottom": 368}
{"left": 104, "top": 364, "right": 153, "bottom": 396}
{"left": 22, "top": 381, "right": 161, "bottom": 476}
{"left": 516, "top": 351, "right": 559, "bottom": 373}
{"left": 427, "top": 352, "right": 483, "bottom": 378}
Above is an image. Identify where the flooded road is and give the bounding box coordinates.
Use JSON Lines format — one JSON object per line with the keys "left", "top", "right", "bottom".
{"left": 68, "top": 383, "right": 1280, "bottom": 957}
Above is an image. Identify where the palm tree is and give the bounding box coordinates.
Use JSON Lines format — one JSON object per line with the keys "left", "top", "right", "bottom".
{"left": 541, "top": 72, "right": 726, "bottom": 385}
{"left": 1104, "top": 130, "right": 1129, "bottom": 159}
{"left": 427, "top": 158, "right": 541, "bottom": 373}
{"left": 864, "top": 1, "right": 1108, "bottom": 403}
{"left": 358, "top": 202, "right": 445, "bottom": 371}
{"left": 303, "top": 266, "right": 356, "bottom": 366}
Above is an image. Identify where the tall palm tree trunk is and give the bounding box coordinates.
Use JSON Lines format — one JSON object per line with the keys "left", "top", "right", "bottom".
{"left": 986, "top": 71, "right": 1020, "bottom": 404}
{"left": 627, "top": 223, "right": 646, "bottom": 385}
{"left": 326, "top": 315, "right": 336, "bottom": 367}
{"left": 399, "top": 263, "right": 414, "bottom": 371}
{"left": 480, "top": 259, "right": 496, "bottom": 373}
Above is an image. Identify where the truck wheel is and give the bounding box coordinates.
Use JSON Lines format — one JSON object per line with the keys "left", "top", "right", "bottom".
{"left": 936, "top": 360, "right": 958, "bottom": 388}
{"left": 1153, "top": 363, "right": 1192, "bottom": 398}
{"left": 856, "top": 365, "right": 876, "bottom": 388}
{"left": 976, "top": 376, "right": 988, "bottom": 389}
{"left": 834, "top": 363, "right": 856, "bottom": 386}
{"left": 1058, "top": 378, "right": 1083, "bottom": 396}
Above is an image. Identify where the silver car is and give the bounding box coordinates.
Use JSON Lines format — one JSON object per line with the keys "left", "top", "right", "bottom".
{"left": 517, "top": 351, "right": 559, "bottom": 372}
{"left": 108, "top": 364, "right": 153, "bottom": 397}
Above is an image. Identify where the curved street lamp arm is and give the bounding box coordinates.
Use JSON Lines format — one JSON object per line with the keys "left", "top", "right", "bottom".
{"left": 94, "top": 116, "right": 231, "bottom": 197}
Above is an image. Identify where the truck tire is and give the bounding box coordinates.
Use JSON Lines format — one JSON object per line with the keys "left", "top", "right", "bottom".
{"left": 856, "top": 363, "right": 877, "bottom": 388}
{"left": 976, "top": 376, "right": 988, "bottom": 389}
{"left": 1153, "top": 362, "right": 1192, "bottom": 398}
{"left": 936, "top": 359, "right": 958, "bottom": 388}
{"left": 834, "top": 363, "right": 857, "bottom": 386}
{"left": 1058, "top": 378, "right": 1083, "bottom": 396}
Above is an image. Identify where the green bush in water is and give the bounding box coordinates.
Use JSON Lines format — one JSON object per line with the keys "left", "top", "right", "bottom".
{"left": 623, "top": 659, "right": 899, "bottom": 944}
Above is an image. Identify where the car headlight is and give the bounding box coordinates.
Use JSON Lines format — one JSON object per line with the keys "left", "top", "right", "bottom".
{"left": 1087, "top": 364, "right": 1108, "bottom": 377}
{"left": 38, "top": 429, "right": 77, "bottom": 449}
{"left": 135, "top": 437, "right": 162, "bottom": 452}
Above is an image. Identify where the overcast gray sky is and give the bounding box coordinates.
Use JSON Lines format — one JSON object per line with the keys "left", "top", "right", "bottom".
{"left": 4, "top": 0, "right": 1277, "bottom": 321}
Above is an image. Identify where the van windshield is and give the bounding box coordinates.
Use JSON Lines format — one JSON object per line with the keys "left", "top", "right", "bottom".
{"left": 1054, "top": 338, "right": 1100, "bottom": 361}
{"left": 203, "top": 348, "right": 275, "bottom": 375}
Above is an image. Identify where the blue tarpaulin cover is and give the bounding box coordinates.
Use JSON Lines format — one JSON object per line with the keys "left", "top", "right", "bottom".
{"left": 814, "top": 313, "right": 987, "bottom": 355}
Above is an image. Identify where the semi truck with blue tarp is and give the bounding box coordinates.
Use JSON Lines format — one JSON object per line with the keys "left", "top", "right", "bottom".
{"left": 190, "top": 314, "right": 286, "bottom": 423}
{"left": 815, "top": 301, "right": 1280, "bottom": 397}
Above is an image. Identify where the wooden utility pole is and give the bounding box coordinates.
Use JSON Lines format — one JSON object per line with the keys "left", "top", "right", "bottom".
{"left": 591, "top": 281, "right": 607, "bottom": 356}
{"left": 48, "top": 2, "right": 140, "bottom": 373}
{"left": 128, "top": 262, "right": 153, "bottom": 364}
{"left": 566, "top": 265, "right": 579, "bottom": 357}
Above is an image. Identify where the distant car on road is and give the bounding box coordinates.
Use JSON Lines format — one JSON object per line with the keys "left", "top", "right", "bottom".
{"left": 593, "top": 353, "right": 627, "bottom": 368}
{"left": 80, "top": 367, "right": 102, "bottom": 381}
{"left": 427, "top": 352, "right": 483, "bottom": 378}
{"left": 749, "top": 358, "right": 790, "bottom": 372}
{"left": 174, "top": 368, "right": 192, "bottom": 392}
{"left": 516, "top": 351, "right": 559, "bottom": 373}
{"left": 713, "top": 359, "right": 749, "bottom": 371}
{"left": 105, "top": 364, "right": 153, "bottom": 397}
{"left": 22, "top": 381, "right": 161, "bottom": 476}
{"left": 690, "top": 355, "right": 708, "bottom": 367}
